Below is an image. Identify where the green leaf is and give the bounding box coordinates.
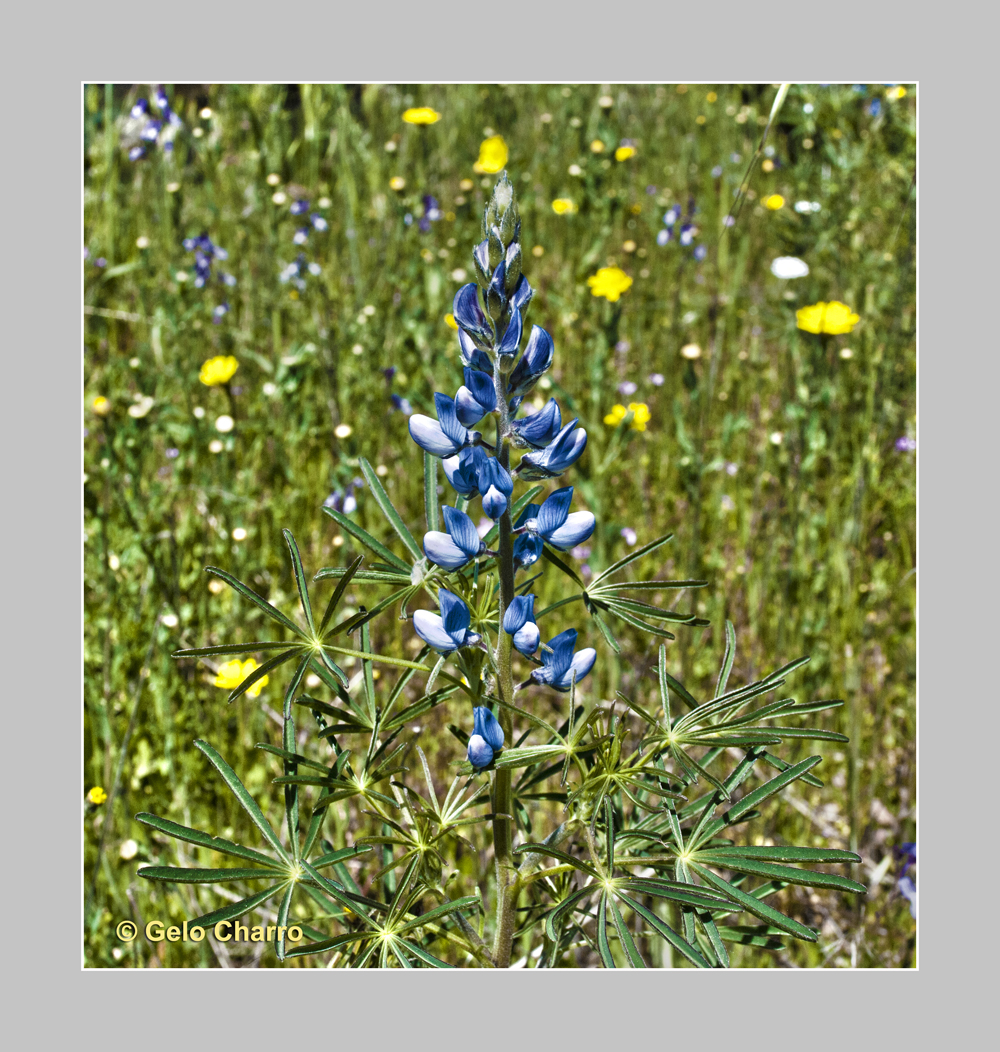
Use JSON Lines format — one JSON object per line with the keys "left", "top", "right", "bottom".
{"left": 541, "top": 546, "right": 586, "bottom": 587}
{"left": 360, "top": 456, "right": 423, "bottom": 563}
{"left": 699, "top": 912, "right": 730, "bottom": 967}
{"left": 424, "top": 451, "right": 440, "bottom": 533}
{"left": 620, "top": 879, "right": 736, "bottom": 912}
{"left": 321, "top": 645, "right": 428, "bottom": 671}
{"left": 321, "top": 506, "right": 411, "bottom": 574}
{"left": 172, "top": 642, "right": 291, "bottom": 658}
{"left": 609, "top": 895, "right": 645, "bottom": 967}
{"left": 275, "top": 882, "right": 295, "bottom": 961}
{"left": 398, "top": 895, "right": 480, "bottom": 934}
{"left": 596, "top": 892, "right": 615, "bottom": 968}
{"left": 690, "top": 864, "right": 818, "bottom": 942}
{"left": 492, "top": 745, "right": 567, "bottom": 771}
{"left": 617, "top": 894, "right": 711, "bottom": 968}
{"left": 715, "top": 925, "right": 786, "bottom": 949}
{"left": 587, "top": 601, "right": 621, "bottom": 654}
{"left": 715, "top": 620, "right": 736, "bottom": 698}
{"left": 187, "top": 884, "right": 286, "bottom": 930}
{"left": 661, "top": 667, "right": 700, "bottom": 710}
{"left": 544, "top": 886, "right": 593, "bottom": 944}
{"left": 698, "top": 845, "right": 861, "bottom": 864}
{"left": 193, "top": 740, "right": 290, "bottom": 863}
{"left": 698, "top": 855, "right": 866, "bottom": 894}
{"left": 724, "top": 755, "right": 823, "bottom": 822}
{"left": 282, "top": 529, "right": 316, "bottom": 635}
{"left": 590, "top": 532, "right": 674, "bottom": 586}
{"left": 135, "top": 813, "right": 282, "bottom": 868}
{"left": 514, "top": 843, "right": 600, "bottom": 879}
{"left": 310, "top": 845, "right": 373, "bottom": 868}
{"left": 204, "top": 567, "right": 305, "bottom": 638}
{"left": 314, "top": 567, "right": 410, "bottom": 584}
{"left": 226, "top": 647, "right": 302, "bottom": 704}
{"left": 397, "top": 938, "right": 455, "bottom": 968}
{"left": 138, "top": 865, "right": 278, "bottom": 884}
{"left": 319, "top": 554, "right": 364, "bottom": 637}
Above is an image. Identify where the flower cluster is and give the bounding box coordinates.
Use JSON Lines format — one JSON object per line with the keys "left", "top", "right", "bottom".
{"left": 279, "top": 254, "right": 323, "bottom": 290}
{"left": 182, "top": 234, "right": 235, "bottom": 290}
{"left": 407, "top": 173, "right": 596, "bottom": 768}
{"left": 657, "top": 199, "right": 706, "bottom": 261}
{"left": 288, "top": 197, "right": 330, "bottom": 246}
{"left": 122, "top": 86, "right": 182, "bottom": 161}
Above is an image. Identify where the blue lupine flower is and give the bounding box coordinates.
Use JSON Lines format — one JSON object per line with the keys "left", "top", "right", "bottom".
{"left": 324, "top": 480, "right": 360, "bottom": 515}
{"left": 311, "top": 213, "right": 329, "bottom": 232}
{"left": 530, "top": 628, "right": 596, "bottom": 691}
{"left": 507, "top": 325, "right": 554, "bottom": 398}
{"left": 663, "top": 205, "right": 681, "bottom": 227}
{"left": 412, "top": 589, "right": 481, "bottom": 653}
{"left": 293, "top": 227, "right": 309, "bottom": 245}
{"left": 514, "top": 419, "right": 588, "bottom": 480}
{"left": 390, "top": 393, "right": 413, "bottom": 415}
{"left": 477, "top": 453, "right": 514, "bottom": 521}
{"left": 502, "top": 594, "right": 540, "bottom": 655}
{"left": 496, "top": 307, "right": 523, "bottom": 358}
{"left": 455, "top": 367, "right": 497, "bottom": 426}
{"left": 423, "top": 506, "right": 485, "bottom": 569}
{"left": 468, "top": 706, "right": 505, "bottom": 768}
{"left": 510, "top": 398, "right": 562, "bottom": 449}
{"left": 897, "top": 874, "right": 916, "bottom": 918}
{"left": 520, "top": 487, "right": 595, "bottom": 550}
{"left": 442, "top": 446, "right": 481, "bottom": 498}
{"left": 129, "top": 146, "right": 145, "bottom": 161}
{"left": 131, "top": 99, "right": 149, "bottom": 119}
{"left": 853, "top": 85, "right": 867, "bottom": 94}
{"left": 679, "top": 223, "right": 696, "bottom": 247}
{"left": 868, "top": 98, "right": 882, "bottom": 117}
{"left": 212, "top": 303, "right": 230, "bottom": 324}
{"left": 290, "top": 200, "right": 310, "bottom": 215}
{"left": 897, "top": 842, "right": 916, "bottom": 871}
{"left": 453, "top": 283, "right": 493, "bottom": 347}
{"left": 408, "top": 393, "right": 480, "bottom": 457}
{"left": 511, "top": 503, "right": 542, "bottom": 569}
{"left": 140, "top": 119, "right": 162, "bottom": 142}
{"left": 693, "top": 245, "right": 707, "bottom": 262}
{"left": 656, "top": 229, "right": 671, "bottom": 246}
{"left": 458, "top": 329, "right": 493, "bottom": 375}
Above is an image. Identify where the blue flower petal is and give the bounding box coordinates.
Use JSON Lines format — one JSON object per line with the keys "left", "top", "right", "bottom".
{"left": 537, "top": 487, "right": 573, "bottom": 537}
{"left": 512, "top": 398, "right": 562, "bottom": 449}
{"left": 442, "top": 448, "right": 480, "bottom": 496}
{"left": 546, "top": 511, "right": 596, "bottom": 551}
{"left": 554, "top": 647, "right": 596, "bottom": 691}
{"left": 409, "top": 414, "right": 462, "bottom": 457}
{"left": 502, "top": 594, "right": 535, "bottom": 635}
{"left": 482, "top": 485, "right": 507, "bottom": 521}
{"left": 438, "top": 589, "right": 471, "bottom": 640}
{"left": 513, "top": 621, "right": 540, "bottom": 656}
{"left": 508, "top": 325, "right": 553, "bottom": 397}
{"left": 413, "top": 609, "right": 460, "bottom": 652}
{"left": 496, "top": 308, "right": 523, "bottom": 357}
{"left": 467, "top": 734, "right": 494, "bottom": 769}
{"left": 473, "top": 707, "right": 505, "bottom": 752}
{"left": 442, "top": 506, "right": 482, "bottom": 557}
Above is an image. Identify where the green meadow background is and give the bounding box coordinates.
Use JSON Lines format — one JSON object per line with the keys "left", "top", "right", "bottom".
{"left": 83, "top": 83, "right": 916, "bottom": 967}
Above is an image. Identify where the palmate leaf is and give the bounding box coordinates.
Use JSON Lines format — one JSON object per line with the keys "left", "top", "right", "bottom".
{"left": 689, "top": 863, "right": 818, "bottom": 942}
{"left": 135, "top": 813, "right": 282, "bottom": 869}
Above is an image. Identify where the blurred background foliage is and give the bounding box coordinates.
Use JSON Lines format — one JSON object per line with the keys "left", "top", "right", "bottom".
{"left": 83, "top": 82, "right": 915, "bottom": 968}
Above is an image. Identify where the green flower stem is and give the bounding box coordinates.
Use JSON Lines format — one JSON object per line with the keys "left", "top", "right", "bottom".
{"left": 490, "top": 373, "right": 518, "bottom": 968}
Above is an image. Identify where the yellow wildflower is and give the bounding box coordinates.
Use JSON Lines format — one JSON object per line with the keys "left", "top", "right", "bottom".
{"left": 88, "top": 786, "right": 108, "bottom": 805}
{"left": 444, "top": 313, "right": 459, "bottom": 330}
{"left": 887, "top": 86, "right": 907, "bottom": 100}
{"left": 590, "top": 139, "right": 606, "bottom": 153}
{"left": 628, "top": 403, "right": 651, "bottom": 431}
{"left": 587, "top": 266, "right": 633, "bottom": 302}
{"left": 473, "top": 135, "right": 508, "bottom": 174}
{"left": 199, "top": 355, "right": 239, "bottom": 387}
{"left": 389, "top": 176, "right": 406, "bottom": 191}
{"left": 615, "top": 145, "right": 636, "bottom": 162}
{"left": 603, "top": 403, "right": 651, "bottom": 431}
{"left": 795, "top": 301, "right": 860, "bottom": 335}
{"left": 402, "top": 107, "right": 440, "bottom": 125}
{"left": 551, "top": 198, "right": 576, "bottom": 215}
{"left": 92, "top": 395, "right": 111, "bottom": 416}
{"left": 764, "top": 194, "right": 785, "bottom": 211}
{"left": 214, "top": 658, "right": 268, "bottom": 698}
